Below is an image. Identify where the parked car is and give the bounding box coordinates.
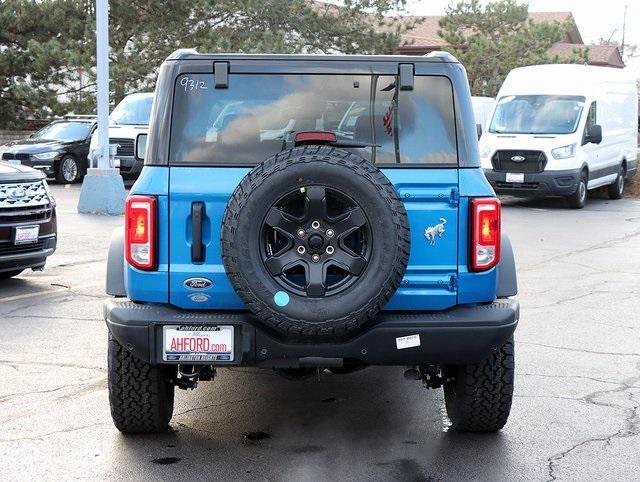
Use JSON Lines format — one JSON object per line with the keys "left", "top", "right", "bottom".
{"left": 0, "top": 162, "right": 57, "bottom": 279}
{"left": 104, "top": 50, "right": 519, "bottom": 434}
{"left": 0, "top": 116, "right": 96, "bottom": 183}
{"left": 479, "top": 64, "right": 638, "bottom": 208}
{"left": 89, "top": 92, "right": 153, "bottom": 178}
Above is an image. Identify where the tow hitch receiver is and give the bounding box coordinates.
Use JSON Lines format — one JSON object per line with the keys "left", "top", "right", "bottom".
{"left": 404, "top": 365, "right": 449, "bottom": 389}
{"left": 175, "top": 365, "right": 216, "bottom": 390}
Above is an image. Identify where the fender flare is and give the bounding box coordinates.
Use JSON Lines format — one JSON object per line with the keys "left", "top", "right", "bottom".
{"left": 106, "top": 227, "right": 127, "bottom": 297}
{"left": 497, "top": 233, "right": 518, "bottom": 297}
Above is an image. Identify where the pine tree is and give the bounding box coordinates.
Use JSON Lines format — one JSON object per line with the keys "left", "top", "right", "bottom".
{"left": 438, "top": 0, "right": 588, "bottom": 97}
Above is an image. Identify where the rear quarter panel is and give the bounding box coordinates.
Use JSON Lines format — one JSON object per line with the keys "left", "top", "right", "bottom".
{"left": 125, "top": 166, "right": 169, "bottom": 303}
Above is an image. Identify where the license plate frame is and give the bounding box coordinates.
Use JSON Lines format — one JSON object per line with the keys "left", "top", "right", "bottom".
{"left": 506, "top": 172, "right": 525, "bottom": 183}
{"left": 162, "top": 325, "right": 234, "bottom": 362}
{"left": 13, "top": 225, "right": 40, "bottom": 245}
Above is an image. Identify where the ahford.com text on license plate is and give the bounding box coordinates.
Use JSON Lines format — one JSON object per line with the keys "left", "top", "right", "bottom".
{"left": 163, "top": 326, "right": 234, "bottom": 362}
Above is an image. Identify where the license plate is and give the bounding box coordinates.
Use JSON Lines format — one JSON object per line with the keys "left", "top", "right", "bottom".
{"left": 163, "top": 326, "right": 234, "bottom": 362}
{"left": 14, "top": 225, "right": 39, "bottom": 245}
{"left": 7, "top": 159, "right": 21, "bottom": 165}
{"left": 506, "top": 172, "right": 524, "bottom": 183}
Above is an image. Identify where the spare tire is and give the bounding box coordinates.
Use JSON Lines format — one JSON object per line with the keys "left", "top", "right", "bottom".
{"left": 221, "top": 146, "right": 410, "bottom": 338}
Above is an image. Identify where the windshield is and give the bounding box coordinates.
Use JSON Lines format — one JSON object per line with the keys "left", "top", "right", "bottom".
{"left": 110, "top": 94, "right": 153, "bottom": 125}
{"left": 489, "top": 95, "right": 586, "bottom": 134}
{"left": 169, "top": 73, "right": 458, "bottom": 165}
{"left": 32, "top": 122, "right": 92, "bottom": 142}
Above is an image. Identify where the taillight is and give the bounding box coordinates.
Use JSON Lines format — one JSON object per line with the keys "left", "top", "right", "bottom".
{"left": 470, "top": 198, "right": 501, "bottom": 271}
{"left": 125, "top": 195, "right": 157, "bottom": 270}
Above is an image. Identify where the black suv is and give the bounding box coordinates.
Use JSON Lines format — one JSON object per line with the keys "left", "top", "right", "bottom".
{"left": 0, "top": 116, "right": 96, "bottom": 184}
{"left": 0, "top": 162, "right": 57, "bottom": 279}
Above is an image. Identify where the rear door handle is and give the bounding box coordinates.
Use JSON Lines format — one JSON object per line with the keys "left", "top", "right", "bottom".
{"left": 191, "top": 202, "right": 205, "bottom": 263}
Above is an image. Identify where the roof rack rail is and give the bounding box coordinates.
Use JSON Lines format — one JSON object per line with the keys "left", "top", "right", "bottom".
{"left": 62, "top": 114, "right": 97, "bottom": 120}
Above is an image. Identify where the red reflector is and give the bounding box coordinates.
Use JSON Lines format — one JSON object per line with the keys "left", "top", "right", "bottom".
{"left": 294, "top": 131, "right": 337, "bottom": 143}
{"left": 125, "top": 195, "right": 157, "bottom": 270}
{"left": 470, "top": 198, "right": 501, "bottom": 271}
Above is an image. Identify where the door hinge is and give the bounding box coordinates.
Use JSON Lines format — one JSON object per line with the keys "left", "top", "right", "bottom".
{"left": 449, "top": 188, "right": 459, "bottom": 206}
{"left": 448, "top": 275, "right": 457, "bottom": 292}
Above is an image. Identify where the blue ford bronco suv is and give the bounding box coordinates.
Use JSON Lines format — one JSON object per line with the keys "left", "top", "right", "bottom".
{"left": 104, "top": 50, "right": 519, "bottom": 434}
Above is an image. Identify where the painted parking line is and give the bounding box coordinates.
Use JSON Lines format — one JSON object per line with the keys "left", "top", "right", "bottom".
{"left": 0, "top": 281, "right": 103, "bottom": 303}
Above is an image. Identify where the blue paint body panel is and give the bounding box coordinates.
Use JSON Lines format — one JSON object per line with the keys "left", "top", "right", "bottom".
{"left": 382, "top": 169, "right": 458, "bottom": 310}
{"left": 126, "top": 165, "right": 498, "bottom": 310}
{"left": 457, "top": 168, "right": 498, "bottom": 304}
{"left": 168, "top": 167, "right": 249, "bottom": 309}
{"left": 126, "top": 166, "right": 169, "bottom": 303}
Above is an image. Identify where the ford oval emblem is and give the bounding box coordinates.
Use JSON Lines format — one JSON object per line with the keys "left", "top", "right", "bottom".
{"left": 188, "top": 293, "right": 210, "bottom": 303}
{"left": 510, "top": 155, "right": 526, "bottom": 162}
{"left": 184, "top": 277, "right": 213, "bottom": 290}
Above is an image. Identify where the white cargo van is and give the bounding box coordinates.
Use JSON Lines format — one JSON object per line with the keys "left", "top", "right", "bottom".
{"left": 479, "top": 64, "right": 638, "bottom": 208}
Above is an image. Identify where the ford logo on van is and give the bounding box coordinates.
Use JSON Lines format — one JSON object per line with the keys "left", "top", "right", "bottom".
{"left": 510, "top": 155, "right": 526, "bottom": 162}
{"left": 184, "top": 277, "right": 213, "bottom": 290}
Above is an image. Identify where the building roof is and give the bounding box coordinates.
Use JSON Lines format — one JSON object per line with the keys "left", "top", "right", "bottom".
{"left": 547, "top": 43, "right": 625, "bottom": 68}
{"left": 396, "top": 11, "right": 582, "bottom": 50}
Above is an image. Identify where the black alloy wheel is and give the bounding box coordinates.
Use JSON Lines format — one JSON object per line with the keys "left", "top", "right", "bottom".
{"left": 261, "top": 185, "right": 371, "bottom": 298}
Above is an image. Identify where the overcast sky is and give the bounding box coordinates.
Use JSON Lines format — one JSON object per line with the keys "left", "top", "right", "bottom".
{"left": 404, "top": 0, "right": 640, "bottom": 78}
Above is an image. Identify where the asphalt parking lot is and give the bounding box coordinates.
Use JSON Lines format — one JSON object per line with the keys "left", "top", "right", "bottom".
{"left": 1, "top": 183, "right": 639, "bottom": 481}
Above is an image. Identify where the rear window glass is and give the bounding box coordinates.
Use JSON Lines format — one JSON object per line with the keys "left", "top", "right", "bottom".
{"left": 169, "top": 73, "right": 457, "bottom": 166}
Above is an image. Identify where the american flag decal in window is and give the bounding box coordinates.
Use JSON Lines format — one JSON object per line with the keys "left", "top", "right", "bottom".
{"left": 382, "top": 103, "right": 394, "bottom": 136}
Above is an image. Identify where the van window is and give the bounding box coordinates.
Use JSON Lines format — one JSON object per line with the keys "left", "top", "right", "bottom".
{"left": 489, "top": 95, "right": 585, "bottom": 135}
{"left": 582, "top": 101, "right": 597, "bottom": 143}
{"left": 169, "top": 73, "right": 457, "bottom": 166}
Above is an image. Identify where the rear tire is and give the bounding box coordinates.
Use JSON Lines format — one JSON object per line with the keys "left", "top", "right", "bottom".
{"left": 0, "top": 269, "right": 24, "bottom": 279}
{"left": 566, "top": 172, "right": 587, "bottom": 209}
{"left": 108, "top": 333, "right": 176, "bottom": 433}
{"left": 443, "top": 336, "right": 514, "bottom": 432}
{"left": 607, "top": 166, "right": 625, "bottom": 200}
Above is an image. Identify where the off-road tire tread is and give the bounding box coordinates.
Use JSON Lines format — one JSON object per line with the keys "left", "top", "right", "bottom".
{"left": 443, "top": 336, "right": 514, "bottom": 432}
{"left": 221, "top": 145, "right": 410, "bottom": 338}
{"left": 108, "top": 334, "right": 175, "bottom": 433}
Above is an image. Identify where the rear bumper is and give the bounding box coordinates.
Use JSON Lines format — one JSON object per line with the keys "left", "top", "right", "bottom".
{"left": 484, "top": 168, "right": 580, "bottom": 197}
{"left": 0, "top": 235, "right": 57, "bottom": 272}
{"left": 104, "top": 299, "right": 519, "bottom": 367}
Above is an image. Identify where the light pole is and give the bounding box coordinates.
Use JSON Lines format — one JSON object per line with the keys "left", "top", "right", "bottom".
{"left": 78, "top": 0, "right": 126, "bottom": 215}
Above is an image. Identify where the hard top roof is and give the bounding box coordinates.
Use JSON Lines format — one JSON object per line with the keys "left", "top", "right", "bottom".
{"left": 166, "top": 49, "right": 459, "bottom": 64}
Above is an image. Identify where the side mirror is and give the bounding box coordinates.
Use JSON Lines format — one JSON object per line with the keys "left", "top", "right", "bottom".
{"left": 476, "top": 123, "right": 483, "bottom": 140}
{"left": 587, "top": 124, "right": 602, "bottom": 144}
{"left": 135, "top": 133, "right": 147, "bottom": 161}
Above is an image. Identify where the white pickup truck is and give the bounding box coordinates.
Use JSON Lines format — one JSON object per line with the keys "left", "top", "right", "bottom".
{"left": 89, "top": 92, "right": 153, "bottom": 179}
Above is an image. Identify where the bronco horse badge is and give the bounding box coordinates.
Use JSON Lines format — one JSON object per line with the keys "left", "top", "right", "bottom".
{"left": 424, "top": 218, "right": 447, "bottom": 246}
